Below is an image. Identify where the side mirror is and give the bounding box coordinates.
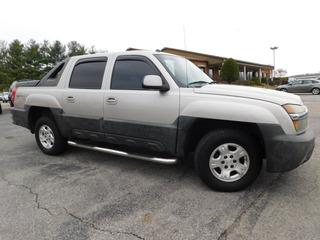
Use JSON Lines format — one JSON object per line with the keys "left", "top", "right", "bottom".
{"left": 142, "top": 75, "right": 169, "bottom": 92}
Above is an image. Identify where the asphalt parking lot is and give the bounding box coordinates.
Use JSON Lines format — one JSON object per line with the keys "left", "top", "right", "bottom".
{"left": 0, "top": 95, "right": 319, "bottom": 240}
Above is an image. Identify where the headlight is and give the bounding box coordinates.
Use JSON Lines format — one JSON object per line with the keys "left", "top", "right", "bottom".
{"left": 283, "top": 104, "right": 308, "bottom": 132}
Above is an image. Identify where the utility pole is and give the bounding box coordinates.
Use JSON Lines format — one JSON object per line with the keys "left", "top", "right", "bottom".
{"left": 270, "top": 46, "right": 278, "bottom": 81}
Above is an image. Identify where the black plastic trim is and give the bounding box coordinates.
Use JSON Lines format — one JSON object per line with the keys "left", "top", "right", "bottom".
{"left": 38, "top": 59, "right": 70, "bottom": 87}
{"left": 258, "top": 124, "right": 315, "bottom": 172}
{"left": 103, "top": 118, "right": 178, "bottom": 154}
{"left": 75, "top": 57, "right": 107, "bottom": 66}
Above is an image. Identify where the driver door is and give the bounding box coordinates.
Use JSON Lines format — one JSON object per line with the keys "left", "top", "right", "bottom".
{"left": 103, "top": 56, "right": 180, "bottom": 154}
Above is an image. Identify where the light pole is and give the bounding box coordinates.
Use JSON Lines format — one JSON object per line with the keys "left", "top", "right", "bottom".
{"left": 270, "top": 46, "right": 278, "bottom": 81}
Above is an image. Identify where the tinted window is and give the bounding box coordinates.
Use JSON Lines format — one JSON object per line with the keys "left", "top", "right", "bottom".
{"left": 111, "top": 59, "right": 159, "bottom": 90}
{"left": 304, "top": 80, "right": 312, "bottom": 84}
{"left": 38, "top": 59, "right": 69, "bottom": 87}
{"left": 292, "top": 80, "right": 303, "bottom": 85}
{"left": 69, "top": 59, "right": 107, "bottom": 89}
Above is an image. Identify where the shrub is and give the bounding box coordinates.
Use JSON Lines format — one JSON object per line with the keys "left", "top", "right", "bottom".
{"left": 261, "top": 77, "right": 268, "bottom": 84}
{"left": 220, "top": 58, "right": 239, "bottom": 84}
{"left": 252, "top": 77, "right": 261, "bottom": 85}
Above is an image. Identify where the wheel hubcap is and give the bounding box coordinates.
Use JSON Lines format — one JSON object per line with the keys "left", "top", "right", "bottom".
{"left": 39, "top": 125, "right": 54, "bottom": 149}
{"left": 312, "top": 89, "right": 319, "bottom": 94}
{"left": 209, "top": 143, "right": 250, "bottom": 182}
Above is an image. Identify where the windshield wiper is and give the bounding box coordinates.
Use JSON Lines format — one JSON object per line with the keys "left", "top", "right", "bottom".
{"left": 187, "top": 81, "right": 211, "bottom": 87}
{"left": 187, "top": 81, "right": 216, "bottom": 87}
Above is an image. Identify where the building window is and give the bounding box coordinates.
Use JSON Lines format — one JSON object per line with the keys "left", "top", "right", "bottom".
{"left": 198, "top": 66, "right": 205, "bottom": 72}
{"left": 209, "top": 68, "right": 213, "bottom": 78}
{"left": 239, "top": 72, "right": 244, "bottom": 80}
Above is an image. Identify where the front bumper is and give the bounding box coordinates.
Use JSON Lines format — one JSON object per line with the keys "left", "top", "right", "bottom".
{"left": 258, "top": 124, "right": 315, "bottom": 172}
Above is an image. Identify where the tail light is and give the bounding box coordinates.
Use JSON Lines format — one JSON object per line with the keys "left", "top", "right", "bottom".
{"left": 12, "top": 86, "right": 18, "bottom": 105}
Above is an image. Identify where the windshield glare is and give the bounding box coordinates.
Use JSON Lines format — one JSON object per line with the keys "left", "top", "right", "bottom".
{"left": 155, "top": 54, "right": 213, "bottom": 87}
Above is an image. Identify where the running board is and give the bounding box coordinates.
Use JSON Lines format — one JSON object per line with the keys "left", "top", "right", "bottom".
{"left": 68, "top": 141, "right": 179, "bottom": 165}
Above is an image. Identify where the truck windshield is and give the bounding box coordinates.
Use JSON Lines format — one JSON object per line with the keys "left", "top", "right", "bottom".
{"left": 155, "top": 54, "right": 213, "bottom": 87}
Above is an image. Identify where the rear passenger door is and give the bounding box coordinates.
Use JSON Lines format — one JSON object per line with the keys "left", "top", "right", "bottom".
{"left": 61, "top": 57, "right": 107, "bottom": 140}
{"left": 103, "top": 56, "right": 180, "bottom": 154}
{"left": 302, "top": 80, "right": 313, "bottom": 92}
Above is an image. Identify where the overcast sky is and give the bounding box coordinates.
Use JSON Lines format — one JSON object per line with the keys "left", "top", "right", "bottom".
{"left": 1, "top": 0, "right": 319, "bottom": 76}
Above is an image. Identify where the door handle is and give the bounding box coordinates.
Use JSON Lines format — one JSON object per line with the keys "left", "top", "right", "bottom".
{"left": 66, "top": 96, "right": 75, "bottom": 103}
{"left": 106, "top": 97, "right": 117, "bottom": 105}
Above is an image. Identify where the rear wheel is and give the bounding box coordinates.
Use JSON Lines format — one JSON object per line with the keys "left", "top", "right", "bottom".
{"left": 311, "top": 88, "right": 320, "bottom": 95}
{"left": 194, "top": 129, "right": 262, "bottom": 192}
{"left": 280, "top": 88, "right": 288, "bottom": 92}
{"left": 35, "top": 117, "right": 67, "bottom": 155}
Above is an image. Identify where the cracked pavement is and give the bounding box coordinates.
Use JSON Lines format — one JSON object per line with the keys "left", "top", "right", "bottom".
{"left": 0, "top": 95, "right": 319, "bottom": 240}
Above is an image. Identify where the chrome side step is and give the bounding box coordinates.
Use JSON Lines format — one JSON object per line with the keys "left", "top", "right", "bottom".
{"left": 68, "top": 141, "right": 179, "bottom": 165}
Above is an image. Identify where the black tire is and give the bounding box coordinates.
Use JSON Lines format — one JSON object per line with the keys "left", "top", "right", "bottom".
{"left": 194, "top": 129, "right": 262, "bottom": 192}
{"left": 311, "top": 88, "right": 320, "bottom": 95}
{"left": 280, "top": 88, "right": 288, "bottom": 92}
{"left": 0, "top": 104, "right": 2, "bottom": 114}
{"left": 35, "top": 116, "right": 67, "bottom": 155}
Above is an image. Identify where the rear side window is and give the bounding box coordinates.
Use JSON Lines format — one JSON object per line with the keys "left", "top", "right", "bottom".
{"left": 69, "top": 58, "right": 107, "bottom": 89}
{"left": 111, "top": 59, "right": 160, "bottom": 90}
{"left": 38, "top": 59, "right": 69, "bottom": 87}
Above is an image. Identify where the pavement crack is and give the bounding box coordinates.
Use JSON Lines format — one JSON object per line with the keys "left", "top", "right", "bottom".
{"left": 63, "top": 208, "right": 145, "bottom": 240}
{"left": 218, "top": 174, "right": 282, "bottom": 240}
{"left": 0, "top": 171, "right": 53, "bottom": 216}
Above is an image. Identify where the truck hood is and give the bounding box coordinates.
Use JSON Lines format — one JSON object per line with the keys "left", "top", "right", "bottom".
{"left": 193, "top": 84, "right": 303, "bottom": 105}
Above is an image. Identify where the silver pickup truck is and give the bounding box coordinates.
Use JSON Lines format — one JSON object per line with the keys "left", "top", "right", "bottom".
{"left": 11, "top": 51, "right": 315, "bottom": 191}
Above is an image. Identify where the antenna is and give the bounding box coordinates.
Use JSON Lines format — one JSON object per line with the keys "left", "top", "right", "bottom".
{"left": 183, "top": 25, "right": 187, "bottom": 50}
{"left": 183, "top": 25, "right": 189, "bottom": 85}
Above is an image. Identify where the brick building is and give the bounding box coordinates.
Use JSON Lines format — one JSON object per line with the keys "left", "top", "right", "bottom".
{"left": 161, "top": 47, "right": 274, "bottom": 82}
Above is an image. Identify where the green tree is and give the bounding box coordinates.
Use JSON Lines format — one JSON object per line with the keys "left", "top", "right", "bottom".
{"left": 40, "top": 40, "right": 51, "bottom": 73}
{"left": 0, "top": 40, "right": 9, "bottom": 84}
{"left": 220, "top": 58, "right": 239, "bottom": 84}
{"left": 50, "top": 40, "right": 66, "bottom": 64}
{"left": 40, "top": 40, "right": 66, "bottom": 75}
{"left": 88, "top": 45, "right": 97, "bottom": 54}
{"left": 67, "top": 41, "right": 86, "bottom": 57}
{"left": 6, "top": 39, "right": 26, "bottom": 83}
{"left": 24, "top": 39, "right": 43, "bottom": 79}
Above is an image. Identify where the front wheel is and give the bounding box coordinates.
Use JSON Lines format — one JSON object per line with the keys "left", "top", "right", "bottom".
{"left": 311, "top": 88, "right": 320, "bottom": 95}
{"left": 280, "top": 88, "right": 288, "bottom": 92}
{"left": 35, "top": 117, "right": 67, "bottom": 155}
{"left": 195, "top": 129, "right": 262, "bottom": 192}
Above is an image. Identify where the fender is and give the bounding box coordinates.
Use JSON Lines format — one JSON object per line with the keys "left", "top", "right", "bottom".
{"left": 180, "top": 100, "right": 279, "bottom": 125}
{"left": 24, "top": 94, "right": 66, "bottom": 136}
{"left": 25, "top": 94, "right": 62, "bottom": 109}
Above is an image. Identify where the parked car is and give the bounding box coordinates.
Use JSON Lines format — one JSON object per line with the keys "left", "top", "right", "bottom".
{"left": 276, "top": 80, "right": 320, "bottom": 94}
{"left": 2, "top": 92, "right": 9, "bottom": 102}
{"left": 0, "top": 93, "right": 3, "bottom": 101}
